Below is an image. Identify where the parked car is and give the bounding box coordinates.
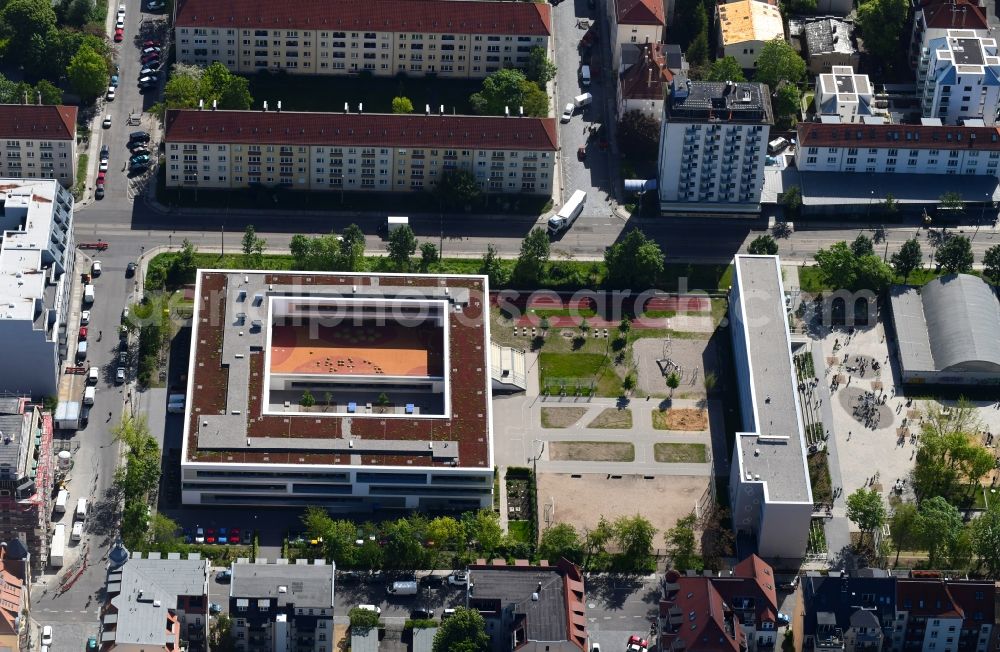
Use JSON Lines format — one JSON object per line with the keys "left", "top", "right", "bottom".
{"left": 99, "top": 160, "right": 109, "bottom": 172}
{"left": 229, "top": 527, "right": 241, "bottom": 544}
{"left": 130, "top": 146, "right": 150, "bottom": 156}
{"left": 195, "top": 527, "right": 205, "bottom": 543}
{"left": 97, "top": 172, "right": 107, "bottom": 185}
{"left": 130, "top": 154, "right": 150, "bottom": 165}
{"left": 110, "top": 74, "right": 119, "bottom": 87}
{"left": 129, "top": 161, "right": 148, "bottom": 173}
{"left": 92, "top": 261, "right": 102, "bottom": 276}
{"left": 80, "top": 310, "right": 90, "bottom": 325}
{"left": 143, "top": 39, "right": 161, "bottom": 47}
{"left": 102, "top": 114, "right": 112, "bottom": 128}
{"left": 41, "top": 626, "right": 53, "bottom": 645}
{"left": 117, "top": 4, "right": 125, "bottom": 17}
{"left": 115, "top": 16, "right": 124, "bottom": 28}
{"left": 139, "top": 67, "right": 159, "bottom": 77}
{"left": 141, "top": 53, "right": 160, "bottom": 65}
{"left": 147, "top": 0, "right": 164, "bottom": 9}
{"left": 126, "top": 261, "right": 137, "bottom": 277}
{"left": 79, "top": 326, "right": 88, "bottom": 340}
{"left": 241, "top": 529, "right": 253, "bottom": 544}
{"left": 356, "top": 604, "right": 381, "bottom": 615}
{"left": 205, "top": 529, "right": 216, "bottom": 544}
{"left": 106, "top": 87, "right": 116, "bottom": 101}
{"left": 209, "top": 603, "right": 222, "bottom": 615}
{"left": 100, "top": 145, "right": 109, "bottom": 161}
{"left": 114, "top": 27, "right": 123, "bottom": 42}
{"left": 130, "top": 131, "right": 151, "bottom": 142}
{"left": 95, "top": 184, "right": 105, "bottom": 200}
{"left": 138, "top": 75, "right": 158, "bottom": 85}
{"left": 115, "top": 367, "right": 125, "bottom": 384}
{"left": 447, "top": 571, "right": 468, "bottom": 586}
{"left": 142, "top": 46, "right": 161, "bottom": 55}
{"left": 216, "top": 569, "right": 232, "bottom": 582}
{"left": 411, "top": 609, "right": 433, "bottom": 620}
{"left": 88, "top": 636, "right": 98, "bottom": 650}
{"left": 561, "top": 103, "right": 574, "bottom": 122}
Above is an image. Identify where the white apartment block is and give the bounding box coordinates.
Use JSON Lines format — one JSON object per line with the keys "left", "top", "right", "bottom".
{"left": 918, "top": 29, "right": 1000, "bottom": 124}
{"left": 163, "top": 109, "right": 557, "bottom": 195}
{"left": 795, "top": 119, "right": 1000, "bottom": 176}
{"left": 174, "top": 0, "right": 551, "bottom": 79}
{"left": 0, "top": 179, "right": 75, "bottom": 398}
{"left": 0, "top": 105, "right": 77, "bottom": 188}
{"left": 815, "top": 66, "right": 877, "bottom": 123}
{"left": 657, "top": 79, "right": 772, "bottom": 214}
{"left": 909, "top": 0, "right": 988, "bottom": 70}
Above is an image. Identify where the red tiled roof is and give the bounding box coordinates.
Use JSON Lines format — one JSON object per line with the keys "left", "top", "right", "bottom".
{"left": 175, "top": 0, "right": 552, "bottom": 35}
{"left": 615, "top": 0, "right": 665, "bottom": 25}
{"left": 0, "top": 104, "right": 77, "bottom": 141}
{"left": 944, "top": 581, "right": 995, "bottom": 624}
{"left": 165, "top": 109, "right": 558, "bottom": 151}
{"left": 661, "top": 579, "right": 744, "bottom": 652}
{"left": 897, "top": 579, "right": 963, "bottom": 618}
{"left": 620, "top": 42, "right": 671, "bottom": 101}
{"left": 797, "top": 121, "right": 1000, "bottom": 150}
{"left": 918, "top": 0, "right": 987, "bottom": 31}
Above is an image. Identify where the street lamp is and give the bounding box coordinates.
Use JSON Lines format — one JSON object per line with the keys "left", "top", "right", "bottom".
{"left": 974, "top": 192, "right": 991, "bottom": 242}
{"left": 866, "top": 190, "right": 875, "bottom": 220}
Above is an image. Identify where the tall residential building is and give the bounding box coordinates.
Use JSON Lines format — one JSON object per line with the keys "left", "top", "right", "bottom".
{"left": 717, "top": 0, "right": 784, "bottom": 69}
{"left": 917, "top": 29, "right": 1000, "bottom": 125}
{"left": 0, "top": 179, "right": 75, "bottom": 398}
{"left": 101, "top": 545, "right": 211, "bottom": 652}
{"left": 0, "top": 398, "right": 53, "bottom": 575}
{"left": 606, "top": 0, "right": 665, "bottom": 73}
{"left": 180, "top": 269, "right": 494, "bottom": 511}
{"left": 174, "top": 0, "right": 551, "bottom": 79}
{"left": 163, "top": 109, "right": 557, "bottom": 195}
{"left": 801, "top": 570, "right": 897, "bottom": 651}
{"left": 229, "top": 559, "right": 335, "bottom": 652}
{"left": 909, "top": 0, "right": 988, "bottom": 70}
{"left": 657, "top": 79, "right": 772, "bottom": 214}
{"left": 795, "top": 119, "right": 1000, "bottom": 176}
{"left": 814, "top": 66, "right": 877, "bottom": 123}
{"left": 728, "top": 255, "right": 813, "bottom": 559}
{"left": 0, "top": 105, "right": 77, "bottom": 188}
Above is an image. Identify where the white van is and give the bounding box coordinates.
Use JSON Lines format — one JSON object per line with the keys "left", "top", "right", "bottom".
{"left": 76, "top": 341, "right": 88, "bottom": 362}
{"left": 574, "top": 92, "right": 593, "bottom": 108}
{"left": 71, "top": 521, "right": 84, "bottom": 541}
{"left": 387, "top": 580, "right": 418, "bottom": 596}
{"left": 580, "top": 65, "right": 591, "bottom": 86}
{"left": 83, "top": 284, "right": 95, "bottom": 304}
{"left": 83, "top": 386, "right": 96, "bottom": 405}
{"left": 55, "top": 489, "right": 68, "bottom": 514}
{"left": 75, "top": 498, "right": 87, "bottom": 521}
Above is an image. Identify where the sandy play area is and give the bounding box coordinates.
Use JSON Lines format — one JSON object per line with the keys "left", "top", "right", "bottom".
{"left": 270, "top": 322, "right": 442, "bottom": 376}
{"left": 536, "top": 473, "right": 710, "bottom": 536}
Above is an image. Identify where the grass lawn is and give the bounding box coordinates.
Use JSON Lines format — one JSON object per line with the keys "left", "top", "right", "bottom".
{"left": 586, "top": 408, "right": 632, "bottom": 429}
{"left": 550, "top": 441, "right": 635, "bottom": 462}
{"left": 539, "top": 352, "right": 623, "bottom": 397}
{"left": 531, "top": 308, "right": 597, "bottom": 319}
{"left": 798, "top": 264, "right": 984, "bottom": 292}
{"left": 653, "top": 443, "right": 707, "bottom": 463}
{"left": 808, "top": 451, "right": 833, "bottom": 504}
{"left": 540, "top": 406, "right": 588, "bottom": 429}
{"left": 247, "top": 71, "right": 481, "bottom": 114}
{"left": 507, "top": 520, "right": 533, "bottom": 544}
{"left": 73, "top": 153, "right": 88, "bottom": 199}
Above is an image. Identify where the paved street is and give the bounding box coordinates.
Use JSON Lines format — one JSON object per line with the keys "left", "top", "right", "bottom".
{"left": 584, "top": 574, "right": 661, "bottom": 651}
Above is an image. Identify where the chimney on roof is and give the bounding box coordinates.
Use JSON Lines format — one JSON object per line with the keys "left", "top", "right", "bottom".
{"left": 505, "top": 106, "right": 510, "bottom": 117}
{"left": 439, "top": 104, "right": 444, "bottom": 115}
{"left": 519, "top": 106, "right": 524, "bottom": 117}
{"left": 426, "top": 104, "right": 431, "bottom": 115}
{"left": 36, "top": 91, "right": 40, "bottom": 105}
{"left": 358, "top": 102, "right": 363, "bottom": 114}
{"left": 199, "top": 99, "right": 204, "bottom": 110}
{"left": 344, "top": 102, "right": 349, "bottom": 114}
{"left": 277, "top": 101, "right": 282, "bottom": 112}
{"left": 263, "top": 101, "right": 268, "bottom": 112}
{"left": 212, "top": 100, "right": 217, "bottom": 110}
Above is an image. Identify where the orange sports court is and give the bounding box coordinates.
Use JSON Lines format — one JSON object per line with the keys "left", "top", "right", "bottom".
{"left": 269, "top": 322, "right": 443, "bottom": 377}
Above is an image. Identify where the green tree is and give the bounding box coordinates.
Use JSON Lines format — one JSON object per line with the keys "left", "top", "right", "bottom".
{"left": 387, "top": 224, "right": 418, "bottom": 270}
{"left": 150, "top": 513, "right": 182, "bottom": 548}
{"left": 685, "top": 25, "right": 709, "bottom": 66}
{"left": 349, "top": 607, "right": 381, "bottom": 631}
{"left": 584, "top": 517, "right": 614, "bottom": 566}
{"left": 382, "top": 516, "right": 430, "bottom": 570}
{"left": 888, "top": 502, "right": 920, "bottom": 567}
{"left": 916, "top": 496, "right": 964, "bottom": 568}
{"left": 891, "top": 238, "right": 923, "bottom": 282}
{"left": 30, "top": 79, "right": 62, "bottom": 104}
{"left": 210, "top": 613, "right": 235, "bottom": 652}
{"left": 164, "top": 73, "right": 202, "bottom": 109}
{"left": 432, "top": 608, "right": 489, "bottom": 652}
{"left": 538, "top": 523, "right": 583, "bottom": 564}
{"left": 851, "top": 234, "right": 875, "bottom": 257}
{"left": 112, "top": 415, "right": 161, "bottom": 500}
{"left": 665, "top": 512, "right": 701, "bottom": 571}
{"left": 748, "top": 234, "right": 779, "bottom": 255}
{"left": 426, "top": 516, "right": 464, "bottom": 566}
{"left": 855, "top": 0, "right": 908, "bottom": 65}
{"left": 392, "top": 96, "right": 414, "bottom": 114}
{"left": 613, "top": 514, "right": 657, "bottom": 569}
{"left": 672, "top": 0, "right": 707, "bottom": 49}
{"left": 604, "top": 229, "right": 665, "bottom": 288}
{"left": 512, "top": 228, "right": 550, "bottom": 286}
{"left": 983, "top": 244, "right": 1000, "bottom": 284}
{"left": 67, "top": 44, "right": 108, "bottom": 99}
{"left": 470, "top": 68, "right": 548, "bottom": 117}
{"left": 754, "top": 38, "right": 806, "bottom": 89}
{"left": 170, "top": 239, "right": 198, "bottom": 285}
{"left": 121, "top": 500, "right": 150, "bottom": 549}
{"left": 1, "top": 0, "right": 56, "bottom": 54}
{"left": 465, "top": 510, "right": 503, "bottom": 557}
{"left": 883, "top": 193, "right": 899, "bottom": 217}
{"left": 300, "top": 390, "right": 315, "bottom": 408}
{"left": 241, "top": 224, "right": 266, "bottom": 268}
{"left": 845, "top": 488, "right": 886, "bottom": 550}
{"left": 525, "top": 46, "right": 557, "bottom": 87}
{"left": 970, "top": 501, "right": 1000, "bottom": 576}
{"left": 814, "top": 241, "right": 893, "bottom": 291}
{"left": 939, "top": 191, "right": 964, "bottom": 213}
{"left": 772, "top": 83, "right": 802, "bottom": 125}
{"left": 339, "top": 223, "right": 367, "bottom": 272}
{"left": 217, "top": 75, "right": 252, "bottom": 110}
{"left": 666, "top": 371, "right": 680, "bottom": 395}
{"left": 480, "top": 243, "right": 508, "bottom": 287}
{"left": 935, "top": 235, "right": 974, "bottom": 273}
{"left": 705, "top": 56, "right": 746, "bottom": 82}
{"left": 435, "top": 169, "right": 481, "bottom": 207}
{"left": 617, "top": 110, "right": 660, "bottom": 161}
{"left": 780, "top": 185, "right": 802, "bottom": 219}
{"left": 419, "top": 242, "right": 439, "bottom": 272}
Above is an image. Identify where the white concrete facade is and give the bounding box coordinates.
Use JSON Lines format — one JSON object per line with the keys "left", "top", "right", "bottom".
{"left": 0, "top": 180, "right": 74, "bottom": 398}
{"left": 917, "top": 29, "right": 1000, "bottom": 124}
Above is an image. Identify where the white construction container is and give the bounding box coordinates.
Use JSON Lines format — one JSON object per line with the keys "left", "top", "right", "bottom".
{"left": 55, "top": 489, "right": 68, "bottom": 514}
{"left": 50, "top": 524, "right": 65, "bottom": 567}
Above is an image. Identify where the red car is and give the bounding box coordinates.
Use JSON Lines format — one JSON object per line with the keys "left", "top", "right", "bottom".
{"left": 143, "top": 39, "right": 161, "bottom": 48}
{"left": 97, "top": 171, "right": 106, "bottom": 184}
{"left": 114, "top": 27, "right": 124, "bottom": 42}
{"left": 205, "top": 528, "right": 216, "bottom": 544}
{"left": 627, "top": 636, "right": 648, "bottom": 652}
{"left": 79, "top": 327, "right": 88, "bottom": 340}
{"left": 229, "top": 528, "right": 241, "bottom": 544}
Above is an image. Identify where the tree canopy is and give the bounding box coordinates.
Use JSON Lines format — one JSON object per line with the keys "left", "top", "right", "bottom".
{"left": 512, "top": 228, "right": 550, "bottom": 285}
{"left": 539, "top": 523, "right": 584, "bottom": 564}
{"left": 604, "top": 229, "right": 665, "bottom": 288}
{"left": 470, "top": 68, "right": 548, "bottom": 117}
{"left": 855, "top": 0, "right": 908, "bottom": 65}
{"left": 748, "top": 234, "right": 779, "bottom": 255}
{"left": 983, "top": 244, "right": 1000, "bottom": 284}
{"left": 435, "top": 169, "right": 481, "bottom": 207}
{"left": 890, "top": 238, "right": 923, "bottom": 282}
{"left": 525, "top": 46, "right": 557, "bottom": 87}
{"left": 705, "top": 56, "right": 745, "bottom": 82}
{"left": 433, "top": 608, "right": 489, "bottom": 652}
{"left": 665, "top": 513, "right": 702, "bottom": 571}
{"left": 391, "top": 96, "right": 414, "bottom": 114}
{"left": 813, "top": 241, "right": 893, "bottom": 291}
{"left": 845, "top": 488, "right": 886, "bottom": 550}
{"left": 754, "top": 39, "right": 806, "bottom": 89}
{"left": 851, "top": 234, "right": 875, "bottom": 257}
{"left": 67, "top": 44, "right": 108, "bottom": 99}
{"left": 935, "top": 235, "right": 974, "bottom": 274}
{"left": 387, "top": 224, "right": 418, "bottom": 270}
{"left": 162, "top": 62, "right": 253, "bottom": 112}
{"left": 617, "top": 110, "right": 660, "bottom": 161}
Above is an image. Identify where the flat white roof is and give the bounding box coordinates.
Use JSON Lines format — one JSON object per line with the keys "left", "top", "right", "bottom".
{"left": 0, "top": 179, "right": 64, "bottom": 322}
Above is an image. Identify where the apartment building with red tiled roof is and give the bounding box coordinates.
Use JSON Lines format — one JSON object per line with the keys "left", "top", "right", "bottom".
{"left": 163, "top": 108, "right": 557, "bottom": 195}
{"left": 659, "top": 555, "right": 780, "bottom": 652}
{"left": 892, "top": 577, "right": 995, "bottom": 652}
{"left": 0, "top": 105, "right": 77, "bottom": 187}
{"left": 606, "top": 0, "right": 665, "bottom": 74}
{"left": 0, "top": 544, "right": 27, "bottom": 651}
{"left": 174, "top": 0, "right": 550, "bottom": 79}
